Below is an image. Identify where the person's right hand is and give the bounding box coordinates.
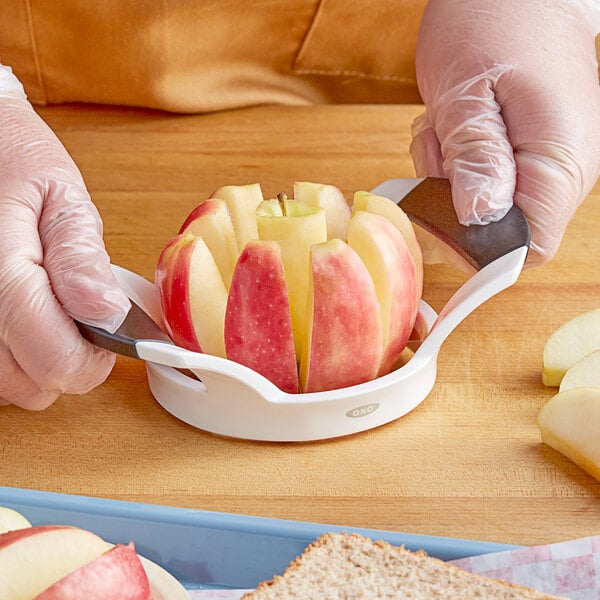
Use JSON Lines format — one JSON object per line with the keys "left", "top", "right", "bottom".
{"left": 410, "top": 0, "right": 600, "bottom": 268}
{"left": 0, "top": 64, "right": 130, "bottom": 410}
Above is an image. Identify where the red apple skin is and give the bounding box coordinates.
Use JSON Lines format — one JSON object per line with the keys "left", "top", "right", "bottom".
{"left": 34, "top": 543, "right": 151, "bottom": 600}
{"left": 155, "top": 233, "right": 202, "bottom": 352}
{"left": 0, "top": 525, "right": 65, "bottom": 550}
{"left": 178, "top": 199, "right": 219, "bottom": 234}
{"left": 225, "top": 240, "right": 299, "bottom": 393}
{"left": 300, "top": 239, "right": 383, "bottom": 393}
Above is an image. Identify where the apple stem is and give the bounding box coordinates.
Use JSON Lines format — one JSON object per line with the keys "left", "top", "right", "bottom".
{"left": 277, "top": 192, "right": 288, "bottom": 216}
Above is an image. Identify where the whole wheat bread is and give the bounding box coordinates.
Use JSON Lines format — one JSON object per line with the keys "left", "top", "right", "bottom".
{"left": 241, "top": 532, "right": 564, "bottom": 599}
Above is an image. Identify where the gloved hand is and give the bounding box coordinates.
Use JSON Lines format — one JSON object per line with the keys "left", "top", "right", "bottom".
{"left": 411, "top": 0, "right": 600, "bottom": 267}
{"left": 0, "top": 64, "right": 130, "bottom": 410}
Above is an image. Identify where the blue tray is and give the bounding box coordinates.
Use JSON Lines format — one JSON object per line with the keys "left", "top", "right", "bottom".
{"left": 0, "top": 487, "right": 521, "bottom": 590}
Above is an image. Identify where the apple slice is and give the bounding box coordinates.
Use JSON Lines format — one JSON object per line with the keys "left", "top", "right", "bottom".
{"left": 299, "top": 238, "right": 383, "bottom": 393}
{"left": 178, "top": 198, "right": 240, "bottom": 287}
{"left": 210, "top": 183, "right": 264, "bottom": 250}
{"left": 225, "top": 240, "right": 299, "bottom": 393}
{"left": 293, "top": 181, "right": 352, "bottom": 240}
{"left": 256, "top": 197, "right": 327, "bottom": 356}
{"left": 542, "top": 308, "right": 600, "bottom": 386}
{"left": 155, "top": 232, "right": 228, "bottom": 357}
{"left": 0, "top": 506, "right": 31, "bottom": 534}
{"left": 537, "top": 387, "right": 600, "bottom": 482}
{"left": 34, "top": 542, "right": 150, "bottom": 600}
{"left": 0, "top": 525, "right": 111, "bottom": 600}
{"left": 352, "top": 191, "right": 424, "bottom": 305}
{"left": 559, "top": 350, "right": 600, "bottom": 392}
{"left": 347, "top": 210, "right": 418, "bottom": 376}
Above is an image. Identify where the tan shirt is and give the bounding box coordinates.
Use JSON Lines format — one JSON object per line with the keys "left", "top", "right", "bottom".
{"left": 0, "top": 0, "right": 427, "bottom": 112}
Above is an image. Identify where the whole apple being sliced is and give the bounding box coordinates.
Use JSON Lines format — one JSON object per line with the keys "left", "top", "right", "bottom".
{"left": 542, "top": 307, "right": 600, "bottom": 386}
{"left": 156, "top": 181, "right": 422, "bottom": 393}
{"left": 537, "top": 387, "right": 600, "bottom": 482}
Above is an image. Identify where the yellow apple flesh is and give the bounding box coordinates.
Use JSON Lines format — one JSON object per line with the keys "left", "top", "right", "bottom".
{"left": 542, "top": 308, "right": 600, "bottom": 386}
{"left": 0, "top": 507, "right": 31, "bottom": 534}
{"left": 293, "top": 181, "right": 352, "bottom": 240}
{"left": 210, "top": 183, "right": 264, "bottom": 250}
{"left": 559, "top": 349, "right": 600, "bottom": 392}
{"left": 537, "top": 387, "right": 600, "bottom": 482}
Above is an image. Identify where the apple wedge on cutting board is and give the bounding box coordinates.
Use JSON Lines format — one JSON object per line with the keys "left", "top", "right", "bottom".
{"left": 538, "top": 308, "right": 600, "bottom": 483}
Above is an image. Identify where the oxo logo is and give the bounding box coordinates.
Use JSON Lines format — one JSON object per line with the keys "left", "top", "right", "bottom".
{"left": 346, "top": 403, "right": 379, "bottom": 418}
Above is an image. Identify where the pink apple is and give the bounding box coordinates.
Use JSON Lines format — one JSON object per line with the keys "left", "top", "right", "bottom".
{"left": 155, "top": 232, "right": 228, "bottom": 357}
{"left": 299, "top": 238, "right": 383, "bottom": 393}
{"left": 347, "top": 210, "right": 418, "bottom": 375}
{"left": 178, "top": 198, "right": 240, "bottom": 287}
{"left": 352, "top": 190, "right": 424, "bottom": 309}
{"left": 0, "top": 525, "right": 111, "bottom": 599}
{"left": 34, "top": 542, "right": 150, "bottom": 600}
{"left": 225, "top": 240, "right": 299, "bottom": 393}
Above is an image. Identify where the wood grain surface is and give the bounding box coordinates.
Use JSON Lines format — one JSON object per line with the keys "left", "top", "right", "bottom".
{"left": 1, "top": 103, "right": 598, "bottom": 548}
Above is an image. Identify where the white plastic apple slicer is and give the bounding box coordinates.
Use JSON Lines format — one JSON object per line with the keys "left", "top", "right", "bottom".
{"left": 79, "top": 178, "right": 530, "bottom": 442}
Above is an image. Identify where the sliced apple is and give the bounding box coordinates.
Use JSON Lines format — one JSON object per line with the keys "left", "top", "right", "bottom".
{"left": 352, "top": 190, "right": 423, "bottom": 306}
{"left": 0, "top": 525, "right": 111, "bottom": 600}
{"left": 210, "top": 183, "right": 264, "bottom": 250}
{"left": 542, "top": 308, "right": 600, "bottom": 386}
{"left": 293, "top": 181, "right": 352, "bottom": 240}
{"left": 559, "top": 350, "right": 600, "bottom": 392}
{"left": 225, "top": 240, "right": 299, "bottom": 393}
{"left": 537, "top": 387, "right": 600, "bottom": 482}
{"left": 178, "top": 198, "right": 240, "bottom": 287}
{"left": 0, "top": 507, "right": 31, "bottom": 534}
{"left": 299, "top": 238, "right": 383, "bottom": 393}
{"left": 256, "top": 197, "right": 327, "bottom": 356}
{"left": 34, "top": 542, "right": 151, "bottom": 600}
{"left": 347, "top": 210, "right": 418, "bottom": 376}
{"left": 155, "top": 232, "right": 227, "bottom": 357}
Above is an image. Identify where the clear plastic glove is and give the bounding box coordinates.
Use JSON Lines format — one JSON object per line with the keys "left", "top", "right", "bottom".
{"left": 0, "top": 64, "right": 130, "bottom": 410}
{"left": 411, "top": 0, "right": 600, "bottom": 267}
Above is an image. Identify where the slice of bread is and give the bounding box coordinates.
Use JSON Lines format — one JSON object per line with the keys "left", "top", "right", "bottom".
{"left": 241, "top": 532, "right": 564, "bottom": 599}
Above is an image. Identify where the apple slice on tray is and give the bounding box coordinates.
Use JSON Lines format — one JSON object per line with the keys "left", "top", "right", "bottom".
{"left": 0, "top": 517, "right": 188, "bottom": 600}
{"left": 155, "top": 181, "right": 423, "bottom": 394}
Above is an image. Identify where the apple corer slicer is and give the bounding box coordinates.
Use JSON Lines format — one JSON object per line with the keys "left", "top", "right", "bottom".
{"left": 77, "top": 178, "right": 530, "bottom": 441}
